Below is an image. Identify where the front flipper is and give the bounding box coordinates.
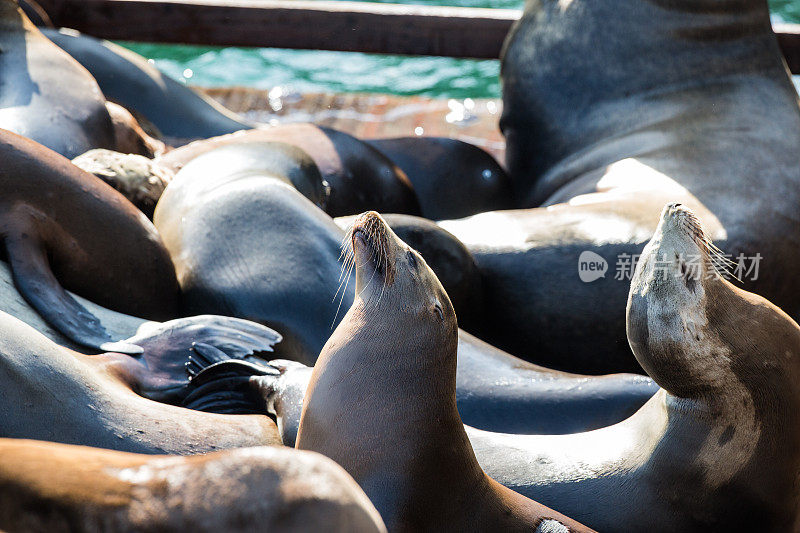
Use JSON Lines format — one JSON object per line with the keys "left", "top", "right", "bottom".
{"left": 183, "top": 357, "right": 278, "bottom": 414}
{"left": 184, "top": 355, "right": 310, "bottom": 446}
{"left": 114, "top": 315, "right": 282, "bottom": 404}
{"left": 4, "top": 228, "right": 142, "bottom": 354}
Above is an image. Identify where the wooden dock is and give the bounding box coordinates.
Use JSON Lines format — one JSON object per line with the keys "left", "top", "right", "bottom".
{"left": 32, "top": 0, "right": 800, "bottom": 73}
{"left": 201, "top": 87, "right": 507, "bottom": 162}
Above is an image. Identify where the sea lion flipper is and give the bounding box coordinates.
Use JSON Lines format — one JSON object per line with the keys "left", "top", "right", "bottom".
{"left": 126, "top": 315, "right": 282, "bottom": 362}
{"left": 183, "top": 358, "right": 278, "bottom": 414}
{"left": 4, "top": 231, "right": 143, "bottom": 354}
{"left": 114, "top": 316, "right": 281, "bottom": 403}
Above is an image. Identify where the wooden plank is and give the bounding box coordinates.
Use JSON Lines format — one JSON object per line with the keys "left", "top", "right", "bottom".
{"left": 33, "top": 0, "right": 800, "bottom": 71}
{"left": 34, "top": 0, "right": 518, "bottom": 59}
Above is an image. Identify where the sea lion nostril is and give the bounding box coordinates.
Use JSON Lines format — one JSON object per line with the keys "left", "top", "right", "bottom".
{"left": 666, "top": 202, "right": 685, "bottom": 216}
{"left": 352, "top": 228, "right": 368, "bottom": 247}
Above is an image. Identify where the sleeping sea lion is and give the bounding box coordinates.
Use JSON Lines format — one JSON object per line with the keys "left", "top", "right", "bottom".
{"left": 0, "top": 438, "right": 386, "bottom": 532}
{"left": 0, "top": 128, "right": 179, "bottom": 353}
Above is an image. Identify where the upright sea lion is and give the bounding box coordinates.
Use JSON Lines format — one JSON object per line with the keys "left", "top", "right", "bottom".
{"left": 460, "top": 204, "right": 800, "bottom": 531}
{"left": 154, "top": 171, "right": 657, "bottom": 434}
{"left": 293, "top": 212, "right": 591, "bottom": 532}
{"left": 0, "top": 439, "right": 386, "bottom": 532}
{"left": 39, "top": 27, "right": 254, "bottom": 142}
{"left": 0, "top": 129, "right": 179, "bottom": 353}
{"left": 365, "top": 136, "right": 513, "bottom": 220}
{"left": 436, "top": 0, "right": 800, "bottom": 374}
{"left": 158, "top": 125, "right": 421, "bottom": 217}
{"left": 335, "top": 213, "right": 485, "bottom": 332}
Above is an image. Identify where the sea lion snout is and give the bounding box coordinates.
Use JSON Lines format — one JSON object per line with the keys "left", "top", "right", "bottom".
{"left": 348, "top": 211, "right": 396, "bottom": 288}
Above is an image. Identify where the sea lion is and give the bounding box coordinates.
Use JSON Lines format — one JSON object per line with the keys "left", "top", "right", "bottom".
{"left": 365, "top": 136, "right": 513, "bottom": 220}
{"left": 154, "top": 145, "right": 344, "bottom": 364}
{"left": 435, "top": 0, "right": 800, "bottom": 374}
{"left": 17, "top": 0, "right": 50, "bottom": 26}
{"left": 0, "top": 439, "right": 386, "bottom": 532}
{"left": 158, "top": 125, "right": 421, "bottom": 217}
{"left": 72, "top": 149, "right": 172, "bottom": 219}
{"left": 0, "top": 244, "right": 289, "bottom": 451}
{"left": 292, "top": 211, "right": 591, "bottom": 532}
{"left": 459, "top": 204, "right": 800, "bottom": 531}
{"left": 0, "top": 306, "right": 283, "bottom": 453}
{"left": 0, "top": 128, "right": 180, "bottom": 353}
{"left": 166, "top": 142, "right": 328, "bottom": 210}
{"left": 154, "top": 171, "right": 657, "bottom": 434}
{"left": 0, "top": 0, "right": 150, "bottom": 158}
{"left": 39, "top": 27, "right": 254, "bottom": 142}
{"left": 183, "top": 331, "right": 658, "bottom": 445}
{"left": 335, "top": 213, "right": 485, "bottom": 332}
{"left": 104, "top": 101, "right": 165, "bottom": 158}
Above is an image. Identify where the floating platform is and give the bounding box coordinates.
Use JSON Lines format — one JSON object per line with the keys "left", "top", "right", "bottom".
{"left": 201, "top": 86, "right": 507, "bottom": 163}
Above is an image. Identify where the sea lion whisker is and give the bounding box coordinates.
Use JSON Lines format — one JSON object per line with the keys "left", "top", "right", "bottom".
{"left": 331, "top": 260, "right": 355, "bottom": 327}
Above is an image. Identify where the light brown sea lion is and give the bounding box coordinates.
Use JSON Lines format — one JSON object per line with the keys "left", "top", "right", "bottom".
{"left": 0, "top": 128, "right": 179, "bottom": 353}
{"left": 104, "top": 101, "right": 165, "bottom": 158}
{"left": 0, "top": 438, "right": 386, "bottom": 532}
{"left": 294, "top": 212, "right": 592, "bottom": 532}
{"left": 461, "top": 204, "right": 800, "bottom": 531}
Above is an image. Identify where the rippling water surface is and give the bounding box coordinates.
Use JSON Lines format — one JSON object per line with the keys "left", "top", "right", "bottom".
{"left": 120, "top": 0, "right": 800, "bottom": 99}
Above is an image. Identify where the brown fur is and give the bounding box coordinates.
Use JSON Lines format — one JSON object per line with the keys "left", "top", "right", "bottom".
{"left": 0, "top": 439, "right": 386, "bottom": 532}
{"left": 296, "top": 212, "right": 592, "bottom": 532}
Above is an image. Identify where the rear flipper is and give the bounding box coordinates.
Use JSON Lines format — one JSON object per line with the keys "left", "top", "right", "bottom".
{"left": 4, "top": 225, "right": 142, "bottom": 354}
{"left": 112, "top": 315, "right": 282, "bottom": 404}
{"left": 184, "top": 352, "right": 310, "bottom": 446}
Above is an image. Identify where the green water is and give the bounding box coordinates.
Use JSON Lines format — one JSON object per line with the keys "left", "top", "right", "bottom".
{"left": 120, "top": 0, "right": 800, "bottom": 99}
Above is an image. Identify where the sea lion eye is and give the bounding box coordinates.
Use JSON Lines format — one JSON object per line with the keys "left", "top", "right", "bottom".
{"left": 433, "top": 302, "right": 444, "bottom": 321}
{"left": 407, "top": 251, "right": 418, "bottom": 269}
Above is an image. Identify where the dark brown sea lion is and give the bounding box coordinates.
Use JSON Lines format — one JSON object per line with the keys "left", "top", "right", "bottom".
{"left": 460, "top": 204, "right": 800, "bottom": 531}
{"left": 0, "top": 307, "right": 283, "bottom": 453}
{"left": 0, "top": 128, "right": 179, "bottom": 353}
{"left": 39, "top": 26, "right": 255, "bottom": 143}
{"left": 157, "top": 125, "right": 420, "bottom": 217}
{"left": 104, "top": 101, "right": 165, "bottom": 158}
{"left": 365, "top": 136, "right": 513, "bottom": 220}
{"left": 0, "top": 439, "right": 386, "bottom": 532}
{"left": 154, "top": 170, "right": 657, "bottom": 435}
{"left": 0, "top": 0, "right": 152, "bottom": 158}
{"left": 436, "top": 0, "right": 800, "bottom": 374}
{"left": 294, "top": 211, "right": 592, "bottom": 532}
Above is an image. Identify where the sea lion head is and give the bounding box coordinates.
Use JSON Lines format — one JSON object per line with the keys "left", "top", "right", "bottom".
{"left": 627, "top": 203, "right": 800, "bottom": 400}
{"left": 342, "top": 211, "right": 457, "bottom": 357}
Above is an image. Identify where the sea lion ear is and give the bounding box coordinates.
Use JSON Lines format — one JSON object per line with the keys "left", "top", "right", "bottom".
{"left": 433, "top": 301, "right": 444, "bottom": 321}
